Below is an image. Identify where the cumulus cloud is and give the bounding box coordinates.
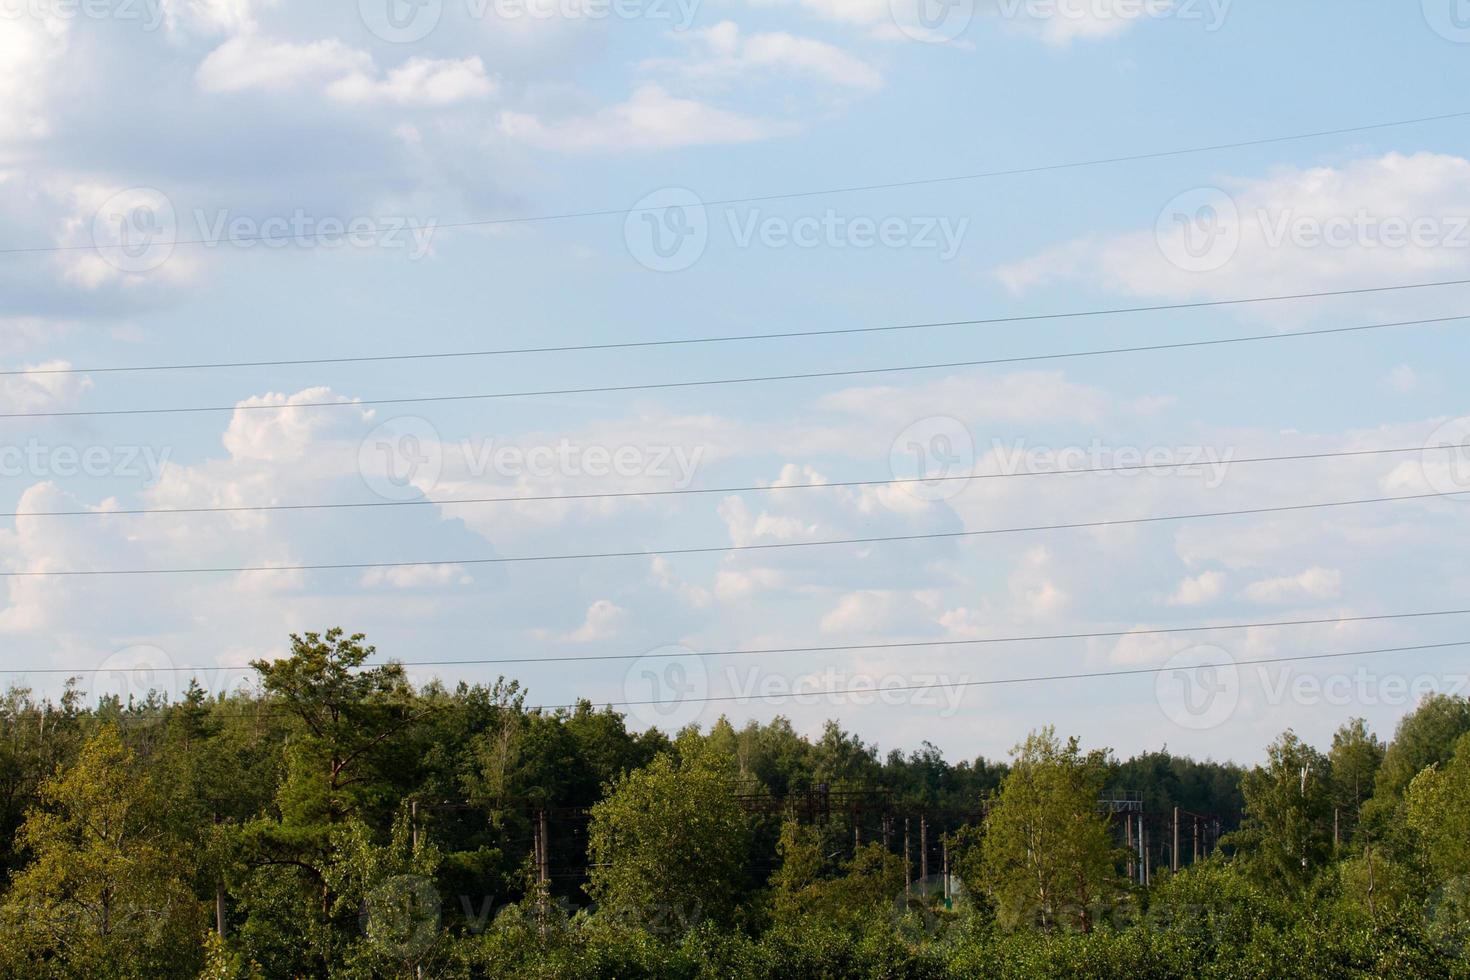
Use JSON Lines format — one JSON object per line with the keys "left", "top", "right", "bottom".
{"left": 996, "top": 153, "right": 1470, "bottom": 304}
{"left": 1167, "top": 569, "right": 1226, "bottom": 606}
{"left": 1241, "top": 567, "right": 1343, "bottom": 603}
{"left": 197, "top": 37, "right": 495, "bottom": 107}
{"left": 0, "top": 11, "right": 69, "bottom": 144}
{"left": 326, "top": 57, "right": 499, "bottom": 107}
{"left": 196, "top": 35, "right": 371, "bottom": 94}
{"left": 220, "top": 387, "right": 367, "bottom": 462}
{"left": 361, "top": 564, "right": 472, "bottom": 588}
{"left": 539, "top": 599, "right": 630, "bottom": 642}
{"left": 646, "top": 21, "right": 883, "bottom": 91}
{"left": 498, "top": 83, "right": 778, "bottom": 152}
{"left": 0, "top": 362, "right": 91, "bottom": 414}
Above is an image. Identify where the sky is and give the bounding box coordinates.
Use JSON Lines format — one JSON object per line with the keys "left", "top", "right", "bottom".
{"left": 3, "top": 0, "right": 1470, "bottom": 766}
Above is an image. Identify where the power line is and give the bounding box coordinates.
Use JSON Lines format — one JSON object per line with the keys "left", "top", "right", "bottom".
{"left": 0, "top": 442, "right": 1451, "bottom": 520}
{"left": 19, "top": 636, "right": 1470, "bottom": 722}
{"left": 9, "top": 277, "right": 1470, "bottom": 378}
{"left": 5, "top": 107, "right": 1467, "bottom": 255}
{"left": 17, "top": 607, "right": 1461, "bottom": 674}
{"left": 1, "top": 488, "right": 1457, "bottom": 578}
{"left": 3, "top": 313, "right": 1463, "bottom": 421}
{"left": 530, "top": 639, "right": 1470, "bottom": 712}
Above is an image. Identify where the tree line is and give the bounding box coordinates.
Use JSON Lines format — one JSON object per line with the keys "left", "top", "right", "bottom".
{"left": 0, "top": 628, "right": 1464, "bottom": 977}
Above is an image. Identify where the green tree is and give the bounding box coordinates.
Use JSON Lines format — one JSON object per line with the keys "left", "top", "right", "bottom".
{"left": 1372, "top": 694, "right": 1470, "bottom": 808}
{"left": 1230, "top": 730, "right": 1333, "bottom": 894}
{"left": 0, "top": 725, "right": 206, "bottom": 978}
{"left": 587, "top": 751, "right": 752, "bottom": 930}
{"left": 1404, "top": 730, "right": 1470, "bottom": 882}
{"left": 979, "top": 728, "right": 1119, "bottom": 932}
{"left": 1328, "top": 717, "right": 1383, "bottom": 845}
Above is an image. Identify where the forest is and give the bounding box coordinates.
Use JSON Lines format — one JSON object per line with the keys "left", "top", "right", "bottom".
{"left": 0, "top": 627, "right": 1465, "bottom": 978}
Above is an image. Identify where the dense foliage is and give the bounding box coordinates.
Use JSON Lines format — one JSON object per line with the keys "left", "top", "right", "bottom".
{"left": 0, "top": 628, "right": 1465, "bottom": 978}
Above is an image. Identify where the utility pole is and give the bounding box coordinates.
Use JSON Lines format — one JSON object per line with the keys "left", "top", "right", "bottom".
{"left": 1334, "top": 808, "right": 1340, "bottom": 849}
{"left": 942, "top": 838, "right": 950, "bottom": 906}
{"left": 904, "top": 818, "right": 912, "bottom": 909}
{"left": 1172, "top": 807, "right": 1179, "bottom": 873}
{"left": 411, "top": 800, "right": 419, "bottom": 851}
{"left": 1192, "top": 815, "right": 1199, "bottom": 864}
{"left": 1125, "top": 813, "right": 1134, "bottom": 883}
{"left": 920, "top": 815, "right": 928, "bottom": 897}
{"left": 1134, "top": 822, "right": 1146, "bottom": 887}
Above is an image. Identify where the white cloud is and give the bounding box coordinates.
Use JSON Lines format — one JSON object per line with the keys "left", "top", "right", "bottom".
{"left": 163, "top": 0, "right": 275, "bottom": 35}
{"left": 539, "top": 599, "right": 630, "bottom": 642}
{"left": 327, "top": 57, "right": 498, "bottom": 107}
{"left": 220, "top": 387, "right": 367, "bottom": 462}
{"left": 498, "top": 83, "right": 778, "bottom": 152}
{"left": 0, "top": 362, "right": 91, "bottom": 414}
{"left": 0, "top": 12, "right": 69, "bottom": 144}
{"left": 1241, "top": 567, "right": 1342, "bottom": 603}
{"left": 1008, "top": 546, "right": 1068, "bottom": 617}
{"left": 1000, "top": 0, "right": 1180, "bottom": 46}
{"left": 1167, "top": 569, "right": 1226, "bottom": 606}
{"left": 196, "top": 35, "right": 371, "bottom": 94}
{"left": 997, "top": 153, "right": 1470, "bottom": 303}
{"left": 648, "top": 21, "right": 883, "bottom": 91}
{"left": 361, "top": 564, "right": 472, "bottom": 587}
{"left": 1382, "top": 364, "right": 1420, "bottom": 394}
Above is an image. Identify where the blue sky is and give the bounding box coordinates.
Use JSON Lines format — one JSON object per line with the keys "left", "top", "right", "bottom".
{"left": 3, "top": 0, "right": 1470, "bottom": 764}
